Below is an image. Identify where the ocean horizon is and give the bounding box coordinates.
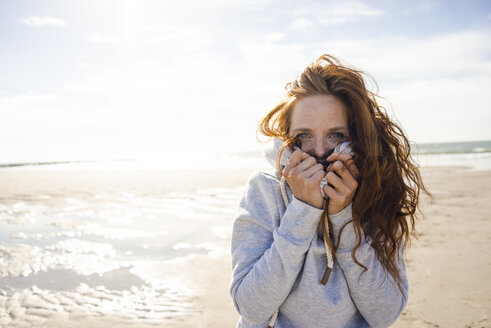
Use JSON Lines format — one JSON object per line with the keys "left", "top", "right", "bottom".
{"left": 2, "top": 139, "right": 491, "bottom": 171}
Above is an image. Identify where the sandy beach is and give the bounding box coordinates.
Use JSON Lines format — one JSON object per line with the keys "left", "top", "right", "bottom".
{"left": 0, "top": 165, "right": 490, "bottom": 327}
{"left": 392, "top": 167, "right": 491, "bottom": 328}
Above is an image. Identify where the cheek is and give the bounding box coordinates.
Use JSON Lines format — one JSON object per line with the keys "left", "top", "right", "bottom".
{"left": 300, "top": 144, "right": 310, "bottom": 152}
{"left": 299, "top": 141, "right": 336, "bottom": 154}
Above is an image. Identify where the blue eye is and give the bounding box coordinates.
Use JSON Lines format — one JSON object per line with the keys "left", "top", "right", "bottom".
{"left": 296, "top": 133, "right": 312, "bottom": 140}
{"left": 330, "top": 132, "right": 346, "bottom": 139}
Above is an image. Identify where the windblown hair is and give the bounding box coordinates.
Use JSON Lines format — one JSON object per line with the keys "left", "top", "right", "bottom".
{"left": 258, "top": 54, "right": 429, "bottom": 288}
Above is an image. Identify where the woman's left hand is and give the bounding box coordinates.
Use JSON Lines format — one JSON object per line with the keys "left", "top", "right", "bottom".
{"left": 323, "top": 152, "right": 360, "bottom": 215}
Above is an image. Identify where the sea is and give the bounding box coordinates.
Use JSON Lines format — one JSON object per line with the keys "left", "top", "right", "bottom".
{"left": 0, "top": 139, "right": 490, "bottom": 327}
{"left": 2, "top": 140, "right": 491, "bottom": 171}
{"left": 412, "top": 140, "right": 491, "bottom": 171}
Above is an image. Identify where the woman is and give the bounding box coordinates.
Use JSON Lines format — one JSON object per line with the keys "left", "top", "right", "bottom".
{"left": 230, "top": 54, "right": 428, "bottom": 327}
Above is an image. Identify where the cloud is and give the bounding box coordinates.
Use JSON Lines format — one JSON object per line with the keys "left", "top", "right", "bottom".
{"left": 291, "top": 18, "right": 315, "bottom": 31}
{"left": 320, "top": 30, "right": 491, "bottom": 80}
{"left": 136, "top": 25, "right": 211, "bottom": 50}
{"left": 84, "top": 25, "right": 211, "bottom": 52}
{"left": 385, "top": 77, "right": 491, "bottom": 143}
{"left": 265, "top": 32, "right": 285, "bottom": 43}
{"left": 289, "top": 1, "right": 383, "bottom": 28}
{"left": 399, "top": 0, "right": 439, "bottom": 15}
{"left": 304, "top": 29, "right": 491, "bottom": 142}
{"left": 86, "top": 33, "right": 119, "bottom": 44}
{"left": 0, "top": 93, "right": 62, "bottom": 110}
{"left": 317, "top": 1, "right": 384, "bottom": 26}
{"left": 21, "top": 16, "right": 67, "bottom": 28}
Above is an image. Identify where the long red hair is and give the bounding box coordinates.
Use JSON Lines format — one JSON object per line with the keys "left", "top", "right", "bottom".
{"left": 258, "top": 54, "right": 429, "bottom": 288}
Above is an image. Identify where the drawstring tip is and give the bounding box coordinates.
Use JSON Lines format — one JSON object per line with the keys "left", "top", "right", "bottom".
{"left": 320, "top": 266, "right": 332, "bottom": 285}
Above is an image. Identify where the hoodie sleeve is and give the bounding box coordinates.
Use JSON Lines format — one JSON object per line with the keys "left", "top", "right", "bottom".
{"left": 230, "top": 171, "right": 323, "bottom": 325}
{"left": 330, "top": 204, "right": 408, "bottom": 328}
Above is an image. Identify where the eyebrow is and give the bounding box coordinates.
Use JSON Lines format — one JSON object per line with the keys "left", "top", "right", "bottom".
{"left": 291, "top": 127, "right": 349, "bottom": 134}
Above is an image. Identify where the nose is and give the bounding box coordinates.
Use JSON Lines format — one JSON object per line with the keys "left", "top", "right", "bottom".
{"left": 313, "top": 138, "right": 326, "bottom": 158}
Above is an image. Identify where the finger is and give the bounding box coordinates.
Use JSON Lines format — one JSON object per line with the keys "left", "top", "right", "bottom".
{"left": 330, "top": 161, "right": 358, "bottom": 191}
{"left": 299, "top": 163, "right": 324, "bottom": 180}
{"left": 282, "top": 150, "right": 304, "bottom": 177}
{"left": 310, "top": 170, "right": 326, "bottom": 192}
{"left": 327, "top": 150, "right": 352, "bottom": 161}
{"left": 325, "top": 171, "right": 350, "bottom": 195}
{"left": 324, "top": 182, "right": 341, "bottom": 201}
{"left": 300, "top": 152, "right": 310, "bottom": 160}
{"left": 295, "top": 156, "right": 318, "bottom": 174}
{"left": 310, "top": 169, "right": 326, "bottom": 182}
{"left": 344, "top": 158, "right": 360, "bottom": 179}
{"left": 327, "top": 153, "right": 360, "bottom": 178}
{"left": 329, "top": 160, "right": 349, "bottom": 175}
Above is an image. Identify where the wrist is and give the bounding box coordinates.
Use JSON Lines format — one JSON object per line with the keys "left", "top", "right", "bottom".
{"left": 294, "top": 195, "right": 325, "bottom": 210}
{"left": 328, "top": 202, "right": 352, "bottom": 216}
{"left": 301, "top": 196, "right": 324, "bottom": 210}
{"left": 312, "top": 200, "right": 325, "bottom": 210}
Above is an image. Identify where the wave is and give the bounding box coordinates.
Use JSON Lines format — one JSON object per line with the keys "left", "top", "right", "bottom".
{"left": 413, "top": 140, "right": 491, "bottom": 155}
{"left": 0, "top": 159, "right": 135, "bottom": 168}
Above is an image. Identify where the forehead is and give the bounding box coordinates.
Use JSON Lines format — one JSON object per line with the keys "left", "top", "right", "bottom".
{"left": 290, "top": 95, "right": 348, "bottom": 132}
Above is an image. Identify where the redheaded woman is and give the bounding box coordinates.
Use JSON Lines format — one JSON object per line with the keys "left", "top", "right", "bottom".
{"left": 230, "top": 54, "right": 428, "bottom": 327}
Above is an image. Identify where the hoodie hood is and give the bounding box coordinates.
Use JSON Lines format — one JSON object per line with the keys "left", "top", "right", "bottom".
{"left": 263, "top": 138, "right": 353, "bottom": 171}
{"left": 263, "top": 138, "right": 295, "bottom": 170}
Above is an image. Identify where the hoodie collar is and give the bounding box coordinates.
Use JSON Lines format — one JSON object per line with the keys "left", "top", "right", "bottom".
{"left": 263, "top": 138, "right": 353, "bottom": 171}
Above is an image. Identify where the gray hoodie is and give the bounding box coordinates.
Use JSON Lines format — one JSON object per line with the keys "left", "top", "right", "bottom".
{"left": 230, "top": 140, "right": 408, "bottom": 327}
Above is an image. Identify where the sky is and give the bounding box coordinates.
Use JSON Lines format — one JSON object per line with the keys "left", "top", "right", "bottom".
{"left": 1, "top": 0, "right": 490, "bottom": 164}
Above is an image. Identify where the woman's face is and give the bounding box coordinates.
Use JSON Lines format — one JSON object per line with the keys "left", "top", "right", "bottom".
{"left": 289, "top": 94, "right": 349, "bottom": 163}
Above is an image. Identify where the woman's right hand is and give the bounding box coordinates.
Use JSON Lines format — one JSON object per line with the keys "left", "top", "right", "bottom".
{"left": 282, "top": 150, "right": 326, "bottom": 209}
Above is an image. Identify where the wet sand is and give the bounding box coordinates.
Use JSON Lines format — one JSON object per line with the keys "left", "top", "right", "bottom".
{"left": 1, "top": 166, "right": 490, "bottom": 327}
{"left": 0, "top": 167, "right": 250, "bottom": 327}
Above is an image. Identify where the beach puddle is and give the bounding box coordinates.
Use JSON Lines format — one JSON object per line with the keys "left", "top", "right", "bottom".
{"left": 0, "top": 180, "right": 242, "bottom": 327}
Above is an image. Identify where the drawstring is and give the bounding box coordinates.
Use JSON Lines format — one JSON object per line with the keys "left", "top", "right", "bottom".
{"left": 268, "top": 176, "right": 334, "bottom": 327}
{"left": 267, "top": 309, "right": 279, "bottom": 328}
{"left": 320, "top": 210, "right": 334, "bottom": 284}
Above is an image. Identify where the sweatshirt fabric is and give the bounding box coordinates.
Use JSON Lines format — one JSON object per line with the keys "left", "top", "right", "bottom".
{"left": 230, "top": 141, "right": 408, "bottom": 328}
